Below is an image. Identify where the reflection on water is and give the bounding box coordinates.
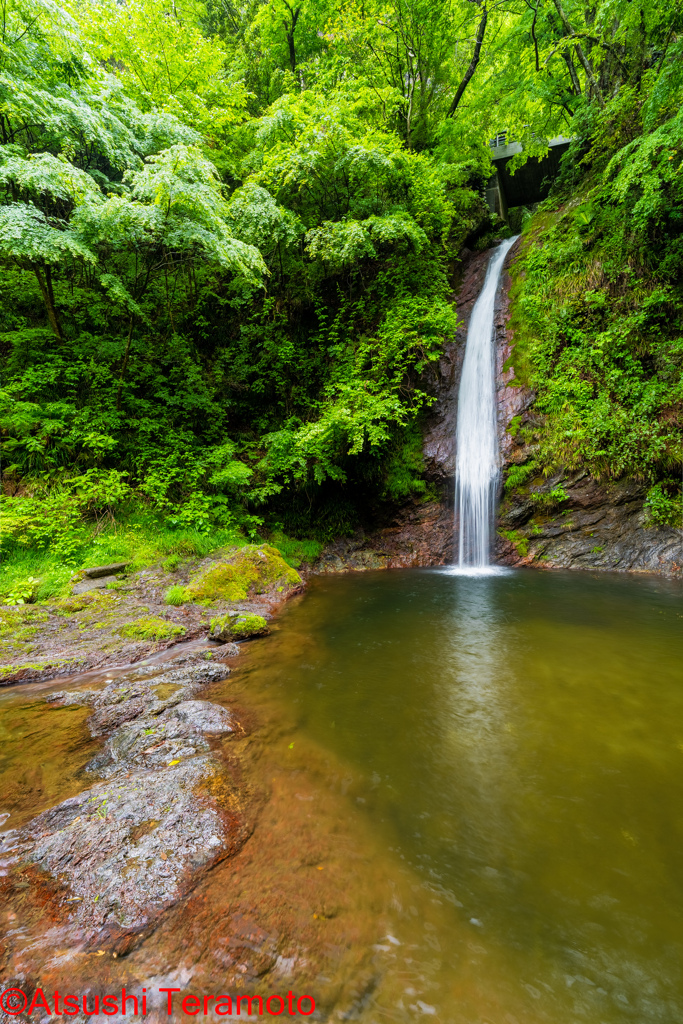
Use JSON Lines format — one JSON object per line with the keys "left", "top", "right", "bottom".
{"left": 257, "top": 567, "right": 683, "bottom": 1023}
{"left": 1, "top": 567, "right": 683, "bottom": 1024}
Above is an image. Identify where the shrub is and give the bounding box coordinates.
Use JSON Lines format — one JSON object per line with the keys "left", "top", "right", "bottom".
{"left": 644, "top": 483, "right": 682, "bottom": 527}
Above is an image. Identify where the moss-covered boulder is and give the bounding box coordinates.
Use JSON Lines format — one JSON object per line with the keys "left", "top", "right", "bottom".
{"left": 209, "top": 612, "right": 270, "bottom": 642}
{"left": 118, "top": 617, "right": 185, "bottom": 641}
{"left": 185, "top": 545, "right": 301, "bottom": 604}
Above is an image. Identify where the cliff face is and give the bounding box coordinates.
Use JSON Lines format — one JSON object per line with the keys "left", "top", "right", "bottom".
{"left": 316, "top": 240, "right": 683, "bottom": 578}
{"left": 494, "top": 248, "right": 683, "bottom": 577}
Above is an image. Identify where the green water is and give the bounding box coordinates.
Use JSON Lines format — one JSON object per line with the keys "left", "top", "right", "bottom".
{"left": 250, "top": 567, "right": 683, "bottom": 1023}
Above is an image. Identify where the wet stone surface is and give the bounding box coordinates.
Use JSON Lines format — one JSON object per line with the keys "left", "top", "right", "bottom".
{"left": 0, "top": 651, "right": 246, "bottom": 954}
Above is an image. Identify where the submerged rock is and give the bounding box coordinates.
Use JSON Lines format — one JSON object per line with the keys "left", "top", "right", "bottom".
{"left": 0, "top": 650, "right": 244, "bottom": 951}
{"left": 1, "top": 756, "right": 236, "bottom": 944}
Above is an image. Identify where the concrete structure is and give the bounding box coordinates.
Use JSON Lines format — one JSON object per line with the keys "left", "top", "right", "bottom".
{"left": 486, "top": 136, "right": 572, "bottom": 219}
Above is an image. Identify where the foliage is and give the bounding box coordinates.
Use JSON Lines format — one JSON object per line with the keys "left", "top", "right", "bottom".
{"left": 0, "top": 0, "right": 681, "bottom": 564}
{"left": 269, "top": 532, "right": 323, "bottom": 568}
{"left": 2, "top": 575, "right": 40, "bottom": 605}
{"left": 644, "top": 483, "right": 683, "bottom": 528}
{"left": 506, "top": 75, "right": 683, "bottom": 492}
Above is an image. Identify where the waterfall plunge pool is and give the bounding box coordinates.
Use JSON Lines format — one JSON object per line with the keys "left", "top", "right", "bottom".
{"left": 1, "top": 566, "right": 682, "bottom": 1023}
{"left": 242, "top": 566, "right": 683, "bottom": 1023}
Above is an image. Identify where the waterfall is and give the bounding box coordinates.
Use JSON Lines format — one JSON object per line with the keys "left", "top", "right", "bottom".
{"left": 455, "top": 237, "right": 518, "bottom": 571}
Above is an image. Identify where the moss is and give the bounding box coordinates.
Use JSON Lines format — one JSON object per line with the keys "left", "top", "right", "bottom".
{"left": 118, "top": 617, "right": 185, "bottom": 641}
{"left": 231, "top": 613, "right": 269, "bottom": 638}
{"left": 186, "top": 545, "right": 301, "bottom": 604}
{"left": 54, "top": 593, "right": 98, "bottom": 615}
{"left": 0, "top": 657, "right": 84, "bottom": 680}
{"left": 209, "top": 611, "right": 269, "bottom": 641}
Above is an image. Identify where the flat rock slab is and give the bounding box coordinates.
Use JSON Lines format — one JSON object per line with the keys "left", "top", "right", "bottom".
{"left": 0, "top": 651, "right": 242, "bottom": 951}
{"left": 83, "top": 562, "right": 129, "bottom": 579}
{"left": 1, "top": 757, "right": 232, "bottom": 943}
{"left": 72, "top": 575, "right": 119, "bottom": 594}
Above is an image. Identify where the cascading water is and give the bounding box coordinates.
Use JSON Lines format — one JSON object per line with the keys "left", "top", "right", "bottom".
{"left": 455, "top": 236, "right": 519, "bottom": 570}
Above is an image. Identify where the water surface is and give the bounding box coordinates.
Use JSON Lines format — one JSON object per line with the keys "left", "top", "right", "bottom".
{"left": 249, "top": 567, "right": 683, "bottom": 1022}
{"left": 2, "top": 567, "right": 682, "bottom": 1024}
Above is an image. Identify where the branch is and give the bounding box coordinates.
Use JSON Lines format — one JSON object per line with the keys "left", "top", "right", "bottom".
{"left": 547, "top": 32, "right": 628, "bottom": 75}
{"left": 446, "top": 3, "right": 488, "bottom": 118}
{"left": 550, "top": 0, "right": 604, "bottom": 106}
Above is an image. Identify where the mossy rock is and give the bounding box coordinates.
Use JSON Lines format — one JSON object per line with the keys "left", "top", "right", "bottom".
{"left": 118, "top": 617, "right": 186, "bottom": 641}
{"left": 209, "top": 612, "right": 270, "bottom": 642}
{"left": 54, "top": 593, "right": 99, "bottom": 615}
{"left": 185, "top": 545, "right": 301, "bottom": 604}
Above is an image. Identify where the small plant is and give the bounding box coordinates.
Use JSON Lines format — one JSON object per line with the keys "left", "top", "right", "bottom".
{"left": 164, "top": 585, "right": 187, "bottom": 606}
{"left": 531, "top": 484, "right": 569, "bottom": 510}
{"left": 504, "top": 461, "right": 537, "bottom": 492}
{"left": 163, "top": 554, "right": 182, "bottom": 573}
{"left": 2, "top": 576, "right": 40, "bottom": 606}
{"left": 498, "top": 530, "right": 529, "bottom": 557}
{"left": 644, "top": 483, "right": 682, "bottom": 527}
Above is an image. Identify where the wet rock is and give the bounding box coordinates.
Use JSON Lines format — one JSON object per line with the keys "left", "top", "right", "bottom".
{"left": 48, "top": 660, "right": 230, "bottom": 737}
{"left": 72, "top": 575, "right": 120, "bottom": 595}
{"left": 496, "top": 472, "right": 683, "bottom": 574}
{"left": 172, "top": 700, "right": 236, "bottom": 733}
{"left": 421, "top": 247, "right": 494, "bottom": 489}
{"left": 315, "top": 502, "right": 455, "bottom": 572}
{"left": 0, "top": 756, "right": 236, "bottom": 945}
{"left": 83, "top": 562, "right": 130, "bottom": 579}
{"left": 0, "top": 648, "right": 246, "bottom": 953}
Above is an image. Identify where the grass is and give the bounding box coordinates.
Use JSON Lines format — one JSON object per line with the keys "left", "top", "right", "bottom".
{"left": 0, "top": 515, "right": 247, "bottom": 604}
{"left": 0, "top": 509, "right": 318, "bottom": 608}
{"left": 269, "top": 531, "right": 323, "bottom": 568}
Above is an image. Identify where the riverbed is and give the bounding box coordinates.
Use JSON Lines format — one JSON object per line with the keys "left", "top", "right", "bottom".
{"left": 2, "top": 567, "right": 683, "bottom": 1022}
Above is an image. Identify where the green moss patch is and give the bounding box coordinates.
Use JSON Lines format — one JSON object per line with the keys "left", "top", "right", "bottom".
{"left": 209, "top": 611, "right": 269, "bottom": 642}
{"left": 0, "top": 657, "right": 84, "bottom": 681}
{"left": 118, "top": 617, "right": 185, "bottom": 641}
{"left": 186, "top": 545, "right": 301, "bottom": 604}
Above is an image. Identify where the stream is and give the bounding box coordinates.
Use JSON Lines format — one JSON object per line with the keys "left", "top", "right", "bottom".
{"left": 2, "top": 566, "right": 682, "bottom": 1022}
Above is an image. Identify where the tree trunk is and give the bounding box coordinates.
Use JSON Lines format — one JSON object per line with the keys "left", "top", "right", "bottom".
{"left": 447, "top": 4, "right": 488, "bottom": 117}
{"left": 33, "top": 264, "right": 63, "bottom": 341}
{"left": 116, "top": 316, "right": 135, "bottom": 412}
{"left": 281, "top": 1, "right": 301, "bottom": 73}
{"left": 551, "top": 0, "right": 604, "bottom": 106}
{"left": 562, "top": 50, "right": 582, "bottom": 94}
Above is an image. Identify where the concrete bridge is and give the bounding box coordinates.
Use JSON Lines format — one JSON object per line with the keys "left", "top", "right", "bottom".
{"left": 486, "top": 136, "right": 572, "bottom": 219}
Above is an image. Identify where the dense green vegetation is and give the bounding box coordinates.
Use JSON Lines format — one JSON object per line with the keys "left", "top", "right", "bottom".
{"left": 1, "top": 0, "right": 681, "bottom": 599}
